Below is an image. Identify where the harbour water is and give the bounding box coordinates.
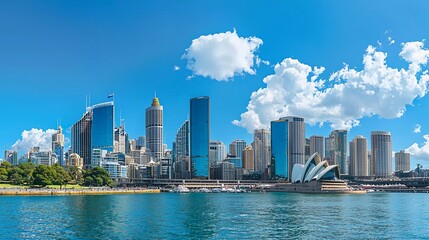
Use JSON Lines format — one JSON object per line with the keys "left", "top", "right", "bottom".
{"left": 0, "top": 192, "right": 428, "bottom": 239}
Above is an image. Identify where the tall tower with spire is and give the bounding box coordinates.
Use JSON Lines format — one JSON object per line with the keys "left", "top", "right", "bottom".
{"left": 146, "top": 97, "right": 164, "bottom": 162}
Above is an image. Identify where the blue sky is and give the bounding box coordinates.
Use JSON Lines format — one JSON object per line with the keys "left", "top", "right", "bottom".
{"left": 1, "top": 1, "right": 429, "bottom": 168}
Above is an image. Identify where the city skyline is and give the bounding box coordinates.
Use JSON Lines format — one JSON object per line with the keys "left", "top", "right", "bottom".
{"left": 1, "top": 1, "right": 429, "bottom": 170}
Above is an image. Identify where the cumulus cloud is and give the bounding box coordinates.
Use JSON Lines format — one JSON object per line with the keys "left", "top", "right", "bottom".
{"left": 406, "top": 134, "right": 429, "bottom": 161}
{"left": 233, "top": 42, "right": 429, "bottom": 132}
{"left": 174, "top": 66, "right": 180, "bottom": 71}
{"left": 414, "top": 124, "right": 422, "bottom": 133}
{"left": 12, "top": 128, "right": 57, "bottom": 152}
{"left": 183, "top": 30, "right": 263, "bottom": 81}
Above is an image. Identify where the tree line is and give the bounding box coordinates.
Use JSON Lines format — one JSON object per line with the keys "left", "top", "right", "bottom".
{"left": 0, "top": 161, "right": 113, "bottom": 187}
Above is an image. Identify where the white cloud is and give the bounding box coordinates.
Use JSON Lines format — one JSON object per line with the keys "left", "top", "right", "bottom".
{"left": 414, "top": 124, "right": 422, "bottom": 133}
{"left": 12, "top": 128, "right": 57, "bottom": 152}
{"left": 174, "top": 66, "right": 180, "bottom": 71}
{"left": 183, "top": 30, "right": 263, "bottom": 81}
{"left": 233, "top": 42, "right": 429, "bottom": 132}
{"left": 400, "top": 41, "right": 429, "bottom": 74}
{"left": 406, "top": 134, "right": 429, "bottom": 161}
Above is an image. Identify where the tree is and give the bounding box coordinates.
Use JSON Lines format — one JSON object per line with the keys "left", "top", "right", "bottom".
{"left": 52, "top": 164, "right": 71, "bottom": 189}
{"left": 18, "top": 162, "right": 36, "bottom": 185}
{"left": 67, "top": 166, "right": 83, "bottom": 184}
{"left": 32, "top": 165, "right": 56, "bottom": 187}
{"left": 82, "top": 167, "right": 113, "bottom": 187}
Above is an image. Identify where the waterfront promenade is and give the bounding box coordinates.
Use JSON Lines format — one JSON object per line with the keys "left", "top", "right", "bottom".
{"left": 0, "top": 187, "right": 160, "bottom": 196}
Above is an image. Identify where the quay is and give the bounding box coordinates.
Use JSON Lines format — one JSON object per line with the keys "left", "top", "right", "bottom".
{"left": 0, "top": 188, "right": 160, "bottom": 196}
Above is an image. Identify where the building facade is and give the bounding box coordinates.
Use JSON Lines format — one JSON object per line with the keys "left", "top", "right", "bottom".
{"left": 395, "top": 150, "right": 410, "bottom": 172}
{"left": 349, "top": 135, "right": 369, "bottom": 177}
{"left": 371, "top": 131, "right": 392, "bottom": 177}
{"left": 52, "top": 126, "right": 65, "bottom": 166}
{"left": 327, "top": 130, "right": 348, "bottom": 175}
{"left": 146, "top": 97, "right": 164, "bottom": 162}
{"left": 253, "top": 129, "right": 271, "bottom": 172}
{"left": 309, "top": 135, "right": 324, "bottom": 160}
{"left": 270, "top": 116, "right": 305, "bottom": 180}
{"left": 242, "top": 145, "right": 254, "bottom": 171}
{"left": 71, "top": 110, "right": 92, "bottom": 168}
{"left": 190, "top": 96, "right": 210, "bottom": 178}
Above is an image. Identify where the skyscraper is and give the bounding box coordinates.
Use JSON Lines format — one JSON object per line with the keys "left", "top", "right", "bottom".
{"left": 4, "top": 150, "right": 18, "bottom": 165}
{"left": 310, "top": 135, "right": 324, "bottom": 160}
{"left": 229, "top": 140, "right": 247, "bottom": 158}
{"left": 395, "top": 150, "right": 410, "bottom": 172}
{"left": 52, "top": 126, "right": 65, "bottom": 166}
{"left": 209, "top": 141, "right": 226, "bottom": 166}
{"left": 349, "top": 135, "right": 368, "bottom": 177}
{"left": 91, "top": 101, "right": 114, "bottom": 153}
{"left": 371, "top": 131, "right": 392, "bottom": 177}
{"left": 270, "top": 116, "right": 305, "bottom": 180}
{"left": 242, "top": 145, "right": 254, "bottom": 171}
{"left": 173, "top": 120, "right": 191, "bottom": 179}
{"left": 71, "top": 109, "right": 92, "bottom": 168}
{"left": 146, "top": 97, "right": 164, "bottom": 162}
{"left": 327, "top": 130, "right": 348, "bottom": 175}
{"left": 72, "top": 101, "right": 114, "bottom": 169}
{"left": 253, "top": 129, "right": 271, "bottom": 172}
{"left": 190, "top": 96, "right": 210, "bottom": 178}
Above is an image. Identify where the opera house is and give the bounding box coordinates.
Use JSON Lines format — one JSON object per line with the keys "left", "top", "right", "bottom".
{"left": 269, "top": 153, "right": 365, "bottom": 193}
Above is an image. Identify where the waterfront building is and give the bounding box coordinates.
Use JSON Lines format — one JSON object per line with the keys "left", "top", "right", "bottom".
{"left": 66, "top": 153, "right": 83, "bottom": 169}
{"left": 30, "top": 151, "right": 57, "bottom": 166}
{"left": 229, "top": 140, "right": 246, "bottom": 158}
{"left": 209, "top": 141, "right": 226, "bottom": 166}
{"left": 270, "top": 116, "right": 305, "bottom": 180}
{"left": 71, "top": 109, "right": 92, "bottom": 168}
{"left": 225, "top": 156, "right": 242, "bottom": 168}
{"left": 91, "top": 101, "right": 114, "bottom": 153}
{"left": 173, "top": 120, "right": 190, "bottom": 179}
{"left": 91, "top": 149, "right": 107, "bottom": 168}
{"left": 52, "top": 126, "right": 65, "bottom": 166}
{"left": 4, "top": 150, "right": 18, "bottom": 165}
{"left": 309, "top": 136, "right": 324, "bottom": 160}
{"left": 395, "top": 150, "right": 410, "bottom": 172}
{"left": 190, "top": 96, "right": 210, "bottom": 178}
{"left": 242, "top": 145, "right": 255, "bottom": 171}
{"left": 253, "top": 129, "right": 271, "bottom": 172}
{"left": 114, "top": 125, "right": 129, "bottom": 154}
{"left": 146, "top": 97, "right": 164, "bottom": 162}
{"left": 371, "top": 131, "right": 392, "bottom": 177}
{"left": 305, "top": 138, "right": 310, "bottom": 160}
{"left": 326, "top": 130, "right": 348, "bottom": 175}
{"left": 349, "top": 135, "right": 368, "bottom": 177}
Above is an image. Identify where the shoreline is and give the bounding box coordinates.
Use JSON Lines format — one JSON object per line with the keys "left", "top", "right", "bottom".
{"left": 0, "top": 188, "right": 161, "bottom": 196}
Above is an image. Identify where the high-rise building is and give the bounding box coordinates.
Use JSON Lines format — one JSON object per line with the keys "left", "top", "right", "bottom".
{"left": 4, "top": 150, "right": 18, "bottom": 165}
{"left": 271, "top": 117, "right": 305, "bottom": 180}
{"left": 229, "top": 140, "right": 247, "bottom": 158}
{"left": 146, "top": 97, "right": 164, "bottom": 162}
{"left": 327, "top": 130, "right": 348, "bottom": 175}
{"left": 67, "top": 153, "right": 83, "bottom": 169}
{"left": 71, "top": 101, "right": 114, "bottom": 169}
{"left": 209, "top": 141, "right": 226, "bottom": 166}
{"left": 114, "top": 125, "right": 130, "bottom": 154}
{"left": 371, "top": 131, "right": 392, "bottom": 177}
{"left": 310, "top": 136, "right": 324, "bottom": 160}
{"left": 173, "top": 120, "right": 191, "bottom": 179}
{"left": 190, "top": 96, "right": 210, "bottom": 178}
{"left": 254, "top": 129, "right": 271, "bottom": 172}
{"left": 349, "top": 135, "right": 368, "bottom": 177}
{"left": 395, "top": 150, "right": 410, "bottom": 172}
{"left": 305, "top": 138, "right": 310, "bottom": 160}
{"left": 71, "top": 109, "right": 92, "bottom": 168}
{"left": 136, "top": 136, "right": 146, "bottom": 149}
{"left": 242, "top": 145, "right": 254, "bottom": 171}
{"left": 52, "top": 126, "right": 65, "bottom": 166}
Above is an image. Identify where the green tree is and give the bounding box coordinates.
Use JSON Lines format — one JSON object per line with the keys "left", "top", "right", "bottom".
{"left": 0, "top": 168, "right": 8, "bottom": 181}
{"left": 82, "top": 167, "right": 113, "bottom": 187}
{"left": 18, "top": 162, "right": 36, "bottom": 185}
{"left": 67, "top": 166, "right": 83, "bottom": 184}
{"left": 32, "top": 165, "right": 56, "bottom": 186}
{"left": 52, "top": 164, "right": 71, "bottom": 189}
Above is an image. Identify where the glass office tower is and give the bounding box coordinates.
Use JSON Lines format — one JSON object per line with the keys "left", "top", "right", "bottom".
{"left": 271, "top": 120, "right": 288, "bottom": 179}
{"left": 91, "top": 102, "right": 114, "bottom": 153}
{"left": 190, "top": 96, "right": 210, "bottom": 178}
{"left": 71, "top": 110, "right": 92, "bottom": 168}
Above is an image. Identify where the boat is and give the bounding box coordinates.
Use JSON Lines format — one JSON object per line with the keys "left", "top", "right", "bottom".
{"left": 173, "top": 185, "right": 190, "bottom": 193}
